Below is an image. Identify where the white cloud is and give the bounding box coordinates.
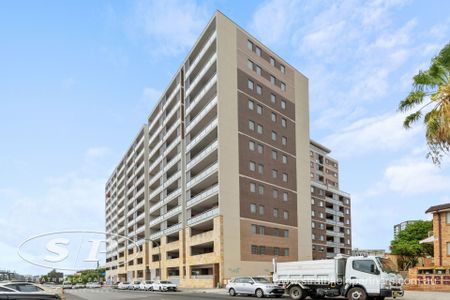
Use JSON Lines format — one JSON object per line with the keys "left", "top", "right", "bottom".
{"left": 323, "top": 112, "right": 422, "bottom": 157}
{"left": 0, "top": 148, "right": 109, "bottom": 274}
{"left": 128, "top": 0, "right": 210, "bottom": 57}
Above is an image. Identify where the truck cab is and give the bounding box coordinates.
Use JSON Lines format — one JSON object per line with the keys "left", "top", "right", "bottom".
{"left": 273, "top": 255, "right": 403, "bottom": 300}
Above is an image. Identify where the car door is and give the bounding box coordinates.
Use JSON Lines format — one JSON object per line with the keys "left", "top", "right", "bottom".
{"left": 347, "top": 259, "right": 381, "bottom": 295}
{"left": 241, "top": 277, "right": 255, "bottom": 294}
{"left": 232, "top": 278, "right": 243, "bottom": 293}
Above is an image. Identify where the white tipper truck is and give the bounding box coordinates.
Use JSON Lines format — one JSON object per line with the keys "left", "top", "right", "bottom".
{"left": 273, "top": 255, "right": 404, "bottom": 300}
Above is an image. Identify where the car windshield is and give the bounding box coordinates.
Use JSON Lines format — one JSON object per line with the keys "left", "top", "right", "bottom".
{"left": 252, "top": 277, "right": 270, "bottom": 283}
{"left": 377, "top": 257, "right": 398, "bottom": 273}
{"left": 145, "top": 281, "right": 153, "bottom": 284}
{"left": 160, "top": 281, "right": 172, "bottom": 284}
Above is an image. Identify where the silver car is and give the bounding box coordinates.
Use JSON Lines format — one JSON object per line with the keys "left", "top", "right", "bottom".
{"left": 226, "top": 276, "right": 284, "bottom": 298}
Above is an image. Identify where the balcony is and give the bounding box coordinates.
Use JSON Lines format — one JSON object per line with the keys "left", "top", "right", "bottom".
{"left": 185, "top": 53, "right": 217, "bottom": 98}
{"left": 165, "top": 223, "right": 182, "bottom": 235}
{"left": 149, "top": 169, "right": 162, "bottom": 186}
{"left": 148, "top": 109, "right": 163, "bottom": 134}
{"left": 164, "top": 119, "right": 181, "bottom": 142}
{"left": 187, "top": 140, "right": 218, "bottom": 171}
{"left": 136, "top": 224, "right": 145, "bottom": 235}
{"left": 163, "top": 101, "right": 180, "bottom": 126}
{"left": 187, "top": 207, "right": 219, "bottom": 226}
{"left": 149, "top": 156, "right": 163, "bottom": 175}
{"left": 327, "top": 230, "right": 345, "bottom": 237}
{"left": 165, "top": 206, "right": 182, "bottom": 220}
{"left": 150, "top": 231, "right": 163, "bottom": 241}
{"left": 187, "top": 184, "right": 219, "bottom": 209}
{"left": 163, "top": 136, "right": 181, "bottom": 158}
{"left": 165, "top": 170, "right": 181, "bottom": 187}
{"left": 148, "top": 137, "right": 163, "bottom": 160}
{"left": 163, "top": 84, "right": 181, "bottom": 112}
{"left": 186, "top": 119, "right": 218, "bottom": 152}
{"left": 149, "top": 215, "right": 164, "bottom": 227}
{"left": 187, "top": 162, "right": 218, "bottom": 189}
{"left": 149, "top": 185, "right": 163, "bottom": 200}
{"left": 186, "top": 96, "right": 217, "bottom": 135}
{"left": 186, "top": 31, "right": 217, "bottom": 78}
{"left": 186, "top": 74, "right": 217, "bottom": 115}
{"left": 164, "top": 153, "right": 181, "bottom": 172}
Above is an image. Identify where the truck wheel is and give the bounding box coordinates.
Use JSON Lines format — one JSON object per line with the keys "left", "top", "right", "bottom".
{"left": 229, "top": 288, "right": 236, "bottom": 296}
{"left": 348, "top": 287, "right": 367, "bottom": 300}
{"left": 255, "top": 288, "right": 264, "bottom": 298}
{"left": 289, "top": 286, "right": 306, "bottom": 300}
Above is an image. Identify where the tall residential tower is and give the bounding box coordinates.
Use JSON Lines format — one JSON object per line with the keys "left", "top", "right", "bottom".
{"left": 105, "top": 11, "right": 350, "bottom": 288}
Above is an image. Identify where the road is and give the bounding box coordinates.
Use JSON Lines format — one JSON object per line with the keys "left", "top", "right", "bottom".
{"left": 65, "top": 289, "right": 450, "bottom": 300}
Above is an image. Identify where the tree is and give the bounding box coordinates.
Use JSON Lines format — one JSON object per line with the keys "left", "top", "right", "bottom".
{"left": 399, "top": 42, "right": 450, "bottom": 165}
{"left": 390, "top": 220, "right": 433, "bottom": 270}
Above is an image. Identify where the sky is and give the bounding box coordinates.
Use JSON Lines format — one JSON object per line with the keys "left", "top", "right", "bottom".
{"left": 1, "top": 0, "right": 449, "bottom": 275}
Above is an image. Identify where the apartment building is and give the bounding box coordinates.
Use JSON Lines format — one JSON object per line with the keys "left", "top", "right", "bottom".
{"left": 393, "top": 220, "right": 419, "bottom": 238}
{"left": 105, "top": 11, "right": 350, "bottom": 288}
{"left": 309, "top": 140, "right": 352, "bottom": 260}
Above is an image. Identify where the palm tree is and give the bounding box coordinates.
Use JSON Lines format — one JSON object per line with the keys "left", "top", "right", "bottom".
{"left": 399, "top": 42, "right": 450, "bottom": 164}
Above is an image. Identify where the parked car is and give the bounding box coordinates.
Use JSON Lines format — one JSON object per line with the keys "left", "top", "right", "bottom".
{"left": 61, "top": 282, "right": 72, "bottom": 289}
{"left": 0, "top": 282, "right": 62, "bottom": 299}
{"left": 139, "top": 280, "right": 154, "bottom": 291}
{"left": 86, "top": 282, "right": 101, "bottom": 289}
{"left": 226, "top": 276, "right": 284, "bottom": 298}
{"left": 152, "top": 280, "right": 177, "bottom": 292}
{"left": 117, "top": 282, "right": 130, "bottom": 290}
{"left": 128, "top": 281, "right": 141, "bottom": 290}
{"left": 73, "top": 283, "right": 85, "bottom": 289}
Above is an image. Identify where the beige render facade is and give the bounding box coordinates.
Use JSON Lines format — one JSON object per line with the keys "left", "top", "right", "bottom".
{"left": 105, "top": 11, "right": 350, "bottom": 288}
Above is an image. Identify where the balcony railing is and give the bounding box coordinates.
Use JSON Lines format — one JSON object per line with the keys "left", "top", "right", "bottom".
{"left": 186, "top": 140, "right": 218, "bottom": 171}
{"left": 186, "top": 74, "right": 217, "bottom": 115}
{"left": 186, "top": 31, "right": 217, "bottom": 77}
{"left": 186, "top": 119, "right": 218, "bottom": 152}
{"left": 185, "top": 53, "right": 217, "bottom": 98}
{"left": 163, "top": 84, "right": 181, "bottom": 112}
{"left": 186, "top": 96, "right": 218, "bottom": 134}
{"left": 187, "top": 184, "right": 219, "bottom": 208}
{"left": 164, "top": 223, "right": 182, "bottom": 235}
{"left": 187, "top": 162, "right": 218, "bottom": 189}
{"left": 164, "top": 206, "right": 182, "bottom": 220}
{"left": 187, "top": 207, "right": 219, "bottom": 226}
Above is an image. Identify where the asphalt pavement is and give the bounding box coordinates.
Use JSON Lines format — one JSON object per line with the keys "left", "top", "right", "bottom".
{"left": 65, "top": 288, "right": 450, "bottom": 300}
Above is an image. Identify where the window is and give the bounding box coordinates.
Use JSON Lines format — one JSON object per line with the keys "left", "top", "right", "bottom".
{"left": 272, "top": 169, "right": 278, "bottom": 178}
{"left": 251, "top": 224, "right": 257, "bottom": 234}
{"left": 257, "top": 124, "right": 263, "bottom": 134}
{"left": 282, "top": 173, "right": 288, "bottom": 182}
{"left": 247, "top": 40, "right": 253, "bottom": 51}
{"left": 346, "top": 209, "right": 350, "bottom": 215}
{"left": 346, "top": 229, "right": 351, "bottom": 235}
{"left": 248, "top": 79, "right": 254, "bottom": 90}
{"left": 319, "top": 201, "right": 323, "bottom": 207}
{"left": 271, "top": 93, "right": 276, "bottom": 103}
{"left": 281, "top": 100, "right": 286, "bottom": 110}
{"left": 258, "top": 185, "right": 265, "bottom": 195}
{"left": 272, "top": 189, "right": 278, "bottom": 199}
{"left": 270, "top": 57, "right": 275, "bottom": 66}
{"left": 256, "top": 84, "right": 262, "bottom": 95}
{"left": 249, "top": 140, "right": 255, "bottom": 151}
{"left": 255, "top": 46, "right": 261, "bottom": 56}
{"left": 272, "top": 131, "right": 277, "bottom": 141}
{"left": 270, "top": 75, "right": 276, "bottom": 84}
{"left": 248, "top": 99, "right": 254, "bottom": 110}
{"left": 320, "top": 223, "right": 324, "bottom": 229}
{"left": 250, "top": 182, "right": 256, "bottom": 193}
{"left": 248, "top": 120, "right": 255, "bottom": 131}
{"left": 280, "top": 64, "right": 286, "bottom": 74}
{"left": 312, "top": 210, "right": 315, "bottom": 217}
{"left": 284, "top": 211, "right": 289, "bottom": 220}
{"left": 271, "top": 112, "right": 277, "bottom": 122}
{"left": 347, "top": 239, "right": 351, "bottom": 245}
{"left": 249, "top": 161, "right": 256, "bottom": 172}
{"left": 448, "top": 242, "right": 450, "bottom": 255}
{"left": 251, "top": 245, "right": 258, "bottom": 254}
{"left": 272, "top": 150, "right": 277, "bottom": 160}
{"left": 283, "top": 230, "right": 289, "bottom": 238}
{"left": 256, "top": 104, "right": 263, "bottom": 115}
{"left": 259, "top": 226, "right": 265, "bottom": 235}
{"left": 247, "top": 60, "right": 254, "bottom": 70}
{"left": 282, "top": 155, "right": 287, "bottom": 164}
{"left": 281, "top": 136, "right": 287, "bottom": 146}
{"left": 283, "top": 192, "right": 288, "bottom": 202}
{"left": 281, "top": 118, "right": 287, "bottom": 128}
{"left": 258, "top": 164, "right": 264, "bottom": 174}
{"left": 273, "top": 208, "right": 279, "bottom": 218}
{"left": 259, "top": 205, "right": 265, "bottom": 215}
{"left": 274, "top": 247, "right": 280, "bottom": 256}
{"left": 312, "top": 222, "right": 315, "bottom": 228}
{"left": 259, "top": 246, "right": 266, "bottom": 255}
{"left": 250, "top": 203, "right": 256, "bottom": 214}
{"left": 256, "top": 65, "right": 261, "bottom": 76}
{"left": 312, "top": 234, "right": 315, "bottom": 240}
{"left": 320, "top": 235, "right": 324, "bottom": 241}
{"left": 257, "top": 144, "right": 263, "bottom": 154}
{"left": 281, "top": 82, "right": 286, "bottom": 91}
{"left": 447, "top": 212, "right": 450, "bottom": 224}
{"left": 352, "top": 260, "right": 378, "bottom": 274}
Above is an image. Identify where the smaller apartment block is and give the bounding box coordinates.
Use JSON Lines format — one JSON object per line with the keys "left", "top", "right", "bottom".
{"left": 309, "top": 140, "right": 352, "bottom": 259}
